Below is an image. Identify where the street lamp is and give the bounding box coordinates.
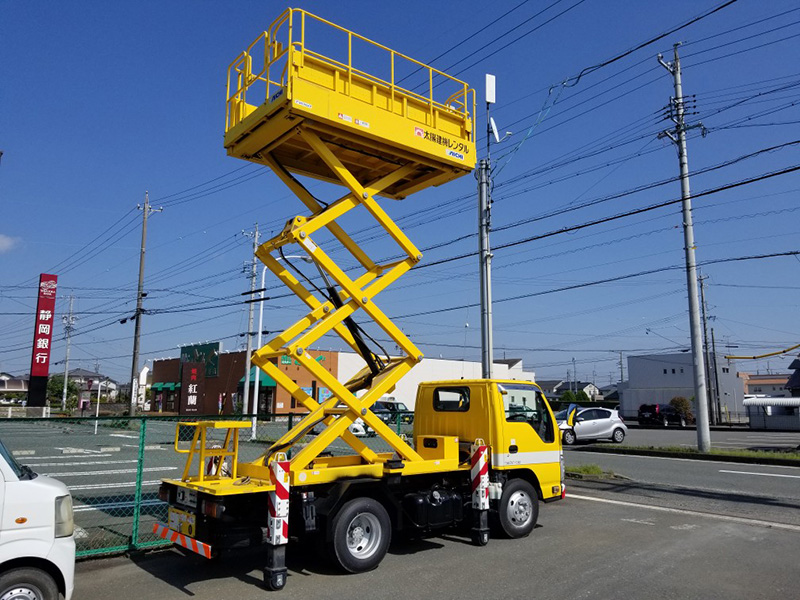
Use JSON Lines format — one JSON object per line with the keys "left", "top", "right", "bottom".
{"left": 252, "top": 254, "right": 313, "bottom": 439}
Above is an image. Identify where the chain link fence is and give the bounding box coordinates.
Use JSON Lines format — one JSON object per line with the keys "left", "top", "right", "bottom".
{"left": 0, "top": 411, "right": 413, "bottom": 558}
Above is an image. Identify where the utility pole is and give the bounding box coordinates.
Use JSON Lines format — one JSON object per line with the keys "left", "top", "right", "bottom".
{"left": 129, "top": 192, "right": 161, "bottom": 416}
{"left": 658, "top": 44, "right": 711, "bottom": 452}
{"left": 698, "top": 274, "right": 716, "bottom": 424}
{"left": 61, "top": 295, "right": 75, "bottom": 411}
{"left": 242, "top": 224, "right": 259, "bottom": 415}
{"left": 572, "top": 357, "right": 577, "bottom": 393}
{"left": 478, "top": 75, "right": 494, "bottom": 381}
{"left": 618, "top": 351, "right": 625, "bottom": 383}
{"left": 711, "top": 327, "right": 722, "bottom": 423}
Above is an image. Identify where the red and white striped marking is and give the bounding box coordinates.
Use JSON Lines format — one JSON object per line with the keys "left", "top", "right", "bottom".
{"left": 470, "top": 442, "right": 489, "bottom": 510}
{"left": 152, "top": 522, "right": 212, "bottom": 559}
{"left": 267, "top": 459, "right": 290, "bottom": 545}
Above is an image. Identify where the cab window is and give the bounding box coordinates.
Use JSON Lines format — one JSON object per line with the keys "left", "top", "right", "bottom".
{"left": 433, "top": 387, "right": 470, "bottom": 412}
{"left": 500, "top": 384, "right": 555, "bottom": 443}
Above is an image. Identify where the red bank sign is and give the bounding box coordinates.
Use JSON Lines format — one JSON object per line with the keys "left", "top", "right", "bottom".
{"left": 29, "top": 274, "right": 58, "bottom": 378}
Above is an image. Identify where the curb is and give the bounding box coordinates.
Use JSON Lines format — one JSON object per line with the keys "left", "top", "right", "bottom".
{"left": 569, "top": 445, "right": 800, "bottom": 467}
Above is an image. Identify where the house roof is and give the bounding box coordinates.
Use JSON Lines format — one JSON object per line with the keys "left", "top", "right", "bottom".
{"left": 786, "top": 370, "right": 800, "bottom": 390}
{"left": 534, "top": 380, "right": 563, "bottom": 392}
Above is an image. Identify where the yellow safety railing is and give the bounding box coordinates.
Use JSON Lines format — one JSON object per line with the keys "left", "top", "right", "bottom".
{"left": 174, "top": 421, "right": 249, "bottom": 483}
{"left": 225, "top": 7, "right": 472, "bottom": 133}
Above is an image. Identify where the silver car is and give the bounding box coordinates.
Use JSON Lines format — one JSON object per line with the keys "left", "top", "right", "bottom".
{"left": 556, "top": 407, "right": 627, "bottom": 445}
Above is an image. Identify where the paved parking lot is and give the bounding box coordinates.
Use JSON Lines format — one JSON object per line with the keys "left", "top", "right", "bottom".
{"left": 74, "top": 475, "right": 800, "bottom": 600}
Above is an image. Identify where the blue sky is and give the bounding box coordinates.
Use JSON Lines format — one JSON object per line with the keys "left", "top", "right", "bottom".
{"left": 1, "top": 0, "right": 799, "bottom": 386}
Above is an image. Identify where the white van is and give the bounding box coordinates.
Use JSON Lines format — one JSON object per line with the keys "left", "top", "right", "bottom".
{"left": 0, "top": 438, "right": 74, "bottom": 600}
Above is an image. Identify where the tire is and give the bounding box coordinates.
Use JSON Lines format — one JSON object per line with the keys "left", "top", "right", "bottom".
{"left": 0, "top": 567, "right": 59, "bottom": 600}
{"left": 329, "top": 497, "right": 391, "bottom": 574}
{"left": 497, "top": 479, "right": 539, "bottom": 538}
{"left": 680, "top": 416, "right": 687, "bottom": 428}
{"left": 562, "top": 429, "right": 576, "bottom": 445}
{"left": 612, "top": 428, "right": 625, "bottom": 443}
{"left": 662, "top": 416, "right": 669, "bottom": 428}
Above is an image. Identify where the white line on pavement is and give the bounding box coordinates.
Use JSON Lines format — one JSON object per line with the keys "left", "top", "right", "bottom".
{"left": 21, "top": 454, "right": 112, "bottom": 461}
{"left": 34, "top": 460, "right": 139, "bottom": 467}
{"left": 568, "top": 493, "right": 800, "bottom": 532}
{"left": 69, "top": 479, "right": 163, "bottom": 491}
{"left": 44, "top": 466, "right": 177, "bottom": 477}
{"left": 580, "top": 451, "right": 800, "bottom": 470}
{"left": 73, "top": 499, "right": 164, "bottom": 513}
{"left": 719, "top": 469, "right": 800, "bottom": 479}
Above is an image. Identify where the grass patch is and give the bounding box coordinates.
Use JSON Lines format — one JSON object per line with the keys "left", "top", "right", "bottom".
{"left": 567, "top": 464, "right": 605, "bottom": 476}
{"left": 619, "top": 445, "right": 800, "bottom": 462}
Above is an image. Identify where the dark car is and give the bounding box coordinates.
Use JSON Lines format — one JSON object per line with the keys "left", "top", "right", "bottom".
{"left": 373, "top": 400, "right": 413, "bottom": 425}
{"left": 638, "top": 403, "right": 688, "bottom": 427}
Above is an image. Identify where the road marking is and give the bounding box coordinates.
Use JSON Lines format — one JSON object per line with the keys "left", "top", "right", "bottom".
{"left": 43, "top": 466, "right": 177, "bottom": 477}
{"left": 69, "top": 479, "right": 163, "bottom": 491}
{"left": 21, "top": 454, "right": 112, "bottom": 461}
{"left": 577, "top": 451, "right": 800, "bottom": 470}
{"left": 568, "top": 493, "right": 800, "bottom": 532}
{"left": 34, "top": 459, "right": 139, "bottom": 467}
{"left": 73, "top": 498, "right": 164, "bottom": 513}
{"left": 720, "top": 469, "right": 800, "bottom": 479}
{"left": 109, "top": 434, "right": 138, "bottom": 439}
{"left": 621, "top": 518, "right": 655, "bottom": 526}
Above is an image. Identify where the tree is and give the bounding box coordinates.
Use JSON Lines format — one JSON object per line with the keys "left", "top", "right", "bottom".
{"left": 46, "top": 374, "right": 79, "bottom": 405}
{"left": 575, "top": 390, "right": 590, "bottom": 404}
{"left": 560, "top": 390, "right": 576, "bottom": 404}
{"left": 670, "top": 396, "right": 695, "bottom": 424}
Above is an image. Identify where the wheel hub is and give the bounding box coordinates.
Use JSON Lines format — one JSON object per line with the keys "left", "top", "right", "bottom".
{"left": 1, "top": 587, "right": 40, "bottom": 600}
{"left": 346, "top": 512, "right": 381, "bottom": 558}
{"left": 508, "top": 491, "right": 532, "bottom": 525}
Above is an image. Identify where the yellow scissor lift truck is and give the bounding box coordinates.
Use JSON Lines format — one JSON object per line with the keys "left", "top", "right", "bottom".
{"left": 154, "top": 8, "right": 564, "bottom": 591}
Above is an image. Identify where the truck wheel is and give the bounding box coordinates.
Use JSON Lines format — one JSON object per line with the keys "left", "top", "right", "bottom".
{"left": 562, "top": 429, "right": 576, "bottom": 445}
{"left": 0, "top": 567, "right": 59, "bottom": 600}
{"left": 329, "top": 497, "right": 391, "bottom": 573}
{"left": 498, "top": 479, "right": 539, "bottom": 538}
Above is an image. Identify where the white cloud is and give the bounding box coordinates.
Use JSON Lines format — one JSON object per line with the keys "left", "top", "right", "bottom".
{"left": 0, "top": 234, "right": 18, "bottom": 253}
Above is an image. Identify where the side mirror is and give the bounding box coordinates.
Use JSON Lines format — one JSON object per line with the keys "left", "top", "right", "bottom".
{"left": 575, "top": 416, "right": 585, "bottom": 423}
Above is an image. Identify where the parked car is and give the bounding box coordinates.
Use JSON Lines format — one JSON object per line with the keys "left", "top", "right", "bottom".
{"left": 638, "top": 403, "right": 689, "bottom": 427}
{"left": 373, "top": 400, "right": 413, "bottom": 424}
{"left": 0, "top": 437, "right": 75, "bottom": 600}
{"left": 556, "top": 407, "right": 627, "bottom": 445}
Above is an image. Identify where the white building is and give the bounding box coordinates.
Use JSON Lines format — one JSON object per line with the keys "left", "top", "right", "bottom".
{"left": 337, "top": 353, "right": 533, "bottom": 408}
{"left": 620, "top": 353, "right": 745, "bottom": 420}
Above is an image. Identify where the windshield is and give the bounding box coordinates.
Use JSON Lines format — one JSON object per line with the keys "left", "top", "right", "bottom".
{"left": 0, "top": 437, "right": 26, "bottom": 478}
{"left": 554, "top": 409, "right": 567, "bottom": 420}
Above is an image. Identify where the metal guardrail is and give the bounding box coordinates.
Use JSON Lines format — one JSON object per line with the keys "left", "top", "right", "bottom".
{"left": 0, "top": 412, "right": 413, "bottom": 558}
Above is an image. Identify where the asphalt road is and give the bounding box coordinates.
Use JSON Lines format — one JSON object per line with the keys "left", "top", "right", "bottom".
{"left": 74, "top": 472, "right": 800, "bottom": 600}
{"left": 565, "top": 449, "right": 800, "bottom": 527}
{"left": 618, "top": 426, "right": 800, "bottom": 450}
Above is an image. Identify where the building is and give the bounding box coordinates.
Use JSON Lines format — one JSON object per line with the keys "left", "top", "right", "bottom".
{"left": 620, "top": 352, "right": 745, "bottom": 421}
{"left": 739, "top": 373, "right": 790, "bottom": 397}
{"left": 742, "top": 354, "right": 800, "bottom": 430}
{"left": 149, "top": 345, "right": 536, "bottom": 415}
{"left": 0, "top": 372, "right": 28, "bottom": 400}
{"left": 552, "top": 381, "right": 601, "bottom": 401}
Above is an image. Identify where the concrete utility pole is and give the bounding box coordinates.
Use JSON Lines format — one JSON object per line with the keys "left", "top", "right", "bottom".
{"left": 242, "top": 224, "right": 259, "bottom": 415}
{"left": 479, "top": 75, "right": 497, "bottom": 379}
{"left": 658, "top": 44, "right": 711, "bottom": 452}
{"left": 698, "top": 274, "right": 717, "bottom": 424}
{"left": 129, "top": 192, "right": 161, "bottom": 416}
{"left": 478, "top": 158, "right": 494, "bottom": 379}
{"left": 618, "top": 351, "right": 625, "bottom": 383}
{"left": 61, "top": 295, "right": 75, "bottom": 411}
{"left": 711, "top": 327, "right": 722, "bottom": 422}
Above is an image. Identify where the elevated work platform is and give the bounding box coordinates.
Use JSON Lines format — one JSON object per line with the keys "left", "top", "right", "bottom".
{"left": 224, "top": 8, "right": 476, "bottom": 199}
{"left": 223, "top": 9, "right": 478, "bottom": 481}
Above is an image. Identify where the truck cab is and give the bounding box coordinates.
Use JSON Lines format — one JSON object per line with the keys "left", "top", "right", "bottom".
{"left": 0, "top": 438, "right": 75, "bottom": 600}
{"left": 415, "top": 380, "right": 563, "bottom": 502}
